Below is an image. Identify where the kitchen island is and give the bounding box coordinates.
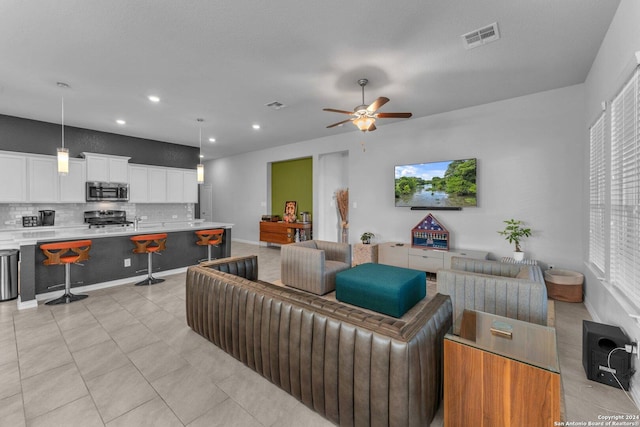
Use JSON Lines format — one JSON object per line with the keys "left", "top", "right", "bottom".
{"left": 2, "top": 221, "right": 233, "bottom": 309}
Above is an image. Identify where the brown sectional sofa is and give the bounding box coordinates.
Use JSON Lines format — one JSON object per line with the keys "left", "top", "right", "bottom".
{"left": 186, "top": 255, "right": 453, "bottom": 427}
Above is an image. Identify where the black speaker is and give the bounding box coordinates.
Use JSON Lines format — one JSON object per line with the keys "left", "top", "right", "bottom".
{"left": 582, "top": 320, "right": 632, "bottom": 390}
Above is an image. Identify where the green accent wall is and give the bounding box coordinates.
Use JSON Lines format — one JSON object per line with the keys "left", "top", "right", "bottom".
{"left": 271, "top": 157, "right": 312, "bottom": 220}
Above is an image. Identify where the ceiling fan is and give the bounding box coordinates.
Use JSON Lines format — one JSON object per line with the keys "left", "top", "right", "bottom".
{"left": 323, "top": 78, "right": 412, "bottom": 132}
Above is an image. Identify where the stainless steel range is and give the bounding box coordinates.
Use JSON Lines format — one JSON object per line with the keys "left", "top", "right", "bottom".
{"left": 84, "top": 210, "right": 133, "bottom": 228}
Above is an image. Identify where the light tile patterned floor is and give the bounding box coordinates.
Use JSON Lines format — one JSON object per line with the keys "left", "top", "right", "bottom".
{"left": 0, "top": 241, "right": 637, "bottom": 426}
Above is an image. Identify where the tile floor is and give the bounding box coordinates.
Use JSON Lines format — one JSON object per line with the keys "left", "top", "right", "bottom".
{"left": 0, "top": 241, "right": 637, "bottom": 426}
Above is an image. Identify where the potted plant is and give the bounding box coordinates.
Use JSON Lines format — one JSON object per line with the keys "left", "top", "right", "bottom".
{"left": 360, "top": 232, "right": 375, "bottom": 244}
{"left": 498, "top": 219, "right": 532, "bottom": 261}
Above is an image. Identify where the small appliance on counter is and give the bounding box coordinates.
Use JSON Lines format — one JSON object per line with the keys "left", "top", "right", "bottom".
{"left": 22, "top": 216, "right": 39, "bottom": 227}
{"left": 39, "top": 210, "right": 55, "bottom": 226}
{"left": 84, "top": 210, "right": 133, "bottom": 228}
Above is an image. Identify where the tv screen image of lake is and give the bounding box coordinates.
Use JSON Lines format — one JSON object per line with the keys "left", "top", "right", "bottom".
{"left": 395, "top": 159, "right": 477, "bottom": 208}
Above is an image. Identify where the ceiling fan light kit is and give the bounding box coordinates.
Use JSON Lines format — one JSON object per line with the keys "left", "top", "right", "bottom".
{"left": 323, "top": 78, "right": 412, "bottom": 133}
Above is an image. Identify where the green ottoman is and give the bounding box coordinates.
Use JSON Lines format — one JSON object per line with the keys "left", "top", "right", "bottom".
{"left": 336, "top": 263, "right": 426, "bottom": 318}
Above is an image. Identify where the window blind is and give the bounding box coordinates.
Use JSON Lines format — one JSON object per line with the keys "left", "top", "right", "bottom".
{"left": 610, "top": 67, "right": 640, "bottom": 305}
{"left": 589, "top": 113, "right": 606, "bottom": 273}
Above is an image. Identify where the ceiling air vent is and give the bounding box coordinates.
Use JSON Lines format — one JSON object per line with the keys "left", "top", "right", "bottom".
{"left": 461, "top": 22, "right": 500, "bottom": 50}
{"left": 265, "top": 101, "right": 287, "bottom": 110}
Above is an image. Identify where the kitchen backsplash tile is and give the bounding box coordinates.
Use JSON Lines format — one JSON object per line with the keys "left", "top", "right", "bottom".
{"left": 0, "top": 203, "right": 195, "bottom": 227}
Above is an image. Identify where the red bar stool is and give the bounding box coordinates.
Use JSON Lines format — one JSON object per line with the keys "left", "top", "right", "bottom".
{"left": 130, "top": 233, "right": 167, "bottom": 286}
{"left": 40, "top": 239, "right": 92, "bottom": 305}
{"left": 195, "top": 229, "right": 224, "bottom": 262}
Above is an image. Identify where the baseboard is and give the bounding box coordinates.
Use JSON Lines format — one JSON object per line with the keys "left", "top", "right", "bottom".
{"left": 232, "top": 238, "right": 262, "bottom": 246}
{"left": 18, "top": 266, "right": 189, "bottom": 309}
{"left": 17, "top": 296, "right": 38, "bottom": 310}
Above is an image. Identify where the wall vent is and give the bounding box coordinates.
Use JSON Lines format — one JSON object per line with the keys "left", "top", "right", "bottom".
{"left": 461, "top": 22, "right": 500, "bottom": 50}
{"left": 265, "top": 101, "right": 287, "bottom": 110}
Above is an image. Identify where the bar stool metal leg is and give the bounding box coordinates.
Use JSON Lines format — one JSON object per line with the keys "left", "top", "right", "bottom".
{"left": 135, "top": 251, "right": 164, "bottom": 286}
{"left": 131, "top": 233, "right": 167, "bottom": 286}
{"left": 46, "top": 263, "right": 88, "bottom": 305}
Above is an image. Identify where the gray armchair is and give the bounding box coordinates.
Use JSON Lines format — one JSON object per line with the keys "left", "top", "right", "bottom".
{"left": 437, "top": 257, "right": 548, "bottom": 329}
{"left": 281, "top": 240, "right": 351, "bottom": 295}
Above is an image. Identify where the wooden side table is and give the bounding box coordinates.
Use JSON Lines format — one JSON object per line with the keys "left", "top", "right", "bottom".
{"left": 444, "top": 310, "right": 561, "bottom": 426}
{"left": 352, "top": 243, "right": 378, "bottom": 266}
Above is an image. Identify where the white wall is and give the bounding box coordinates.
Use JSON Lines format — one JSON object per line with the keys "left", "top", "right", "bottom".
{"left": 582, "top": 0, "right": 640, "bottom": 402}
{"left": 206, "top": 83, "right": 585, "bottom": 272}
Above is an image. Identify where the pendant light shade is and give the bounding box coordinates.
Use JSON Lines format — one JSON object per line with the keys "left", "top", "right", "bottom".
{"left": 57, "top": 147, "right": 69, "bottom": 175}
{"left": 57, "top": 82, "right": 69, "bottom": 176}
{"left": 197, "top": 118, "right": 204, "bottom": 184}
{"left": 197, "top": 163, "right": 204, "bottom": 184}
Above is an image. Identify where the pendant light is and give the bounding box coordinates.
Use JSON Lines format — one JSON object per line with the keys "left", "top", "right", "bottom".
{"left": 196, "top": 118, "right": 204, "bottom": 184}
{"left": 56, "top": 82, "right": 70, "bottom": 175}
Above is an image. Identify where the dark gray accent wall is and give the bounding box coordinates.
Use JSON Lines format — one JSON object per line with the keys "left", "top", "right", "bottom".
{"left": 0, "top": 114, "right": 199, "bottom": 169}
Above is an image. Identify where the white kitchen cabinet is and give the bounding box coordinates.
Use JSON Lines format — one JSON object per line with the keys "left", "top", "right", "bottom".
{"left": 166, "top": 169, "right": 184, "bottom": 203}
{"left": 0, "top": 152, "right": 27, "bottom": 202}
{"left": 129, "top": 164, "right": 149, "bottom": 203}
{"left": 28, "top": 156, "right": 59, "bottom": 202}
{"left": 83, "top": 152, "right": 130, "bottom": 183}
{"left": 59, "top": 158, "right": 86, "bottom": 203}
{"left": 148, "top": 167, "right": 167, "bottom": 203}
{"left": 183, "top": 170, "right": 198, "bottom": 203}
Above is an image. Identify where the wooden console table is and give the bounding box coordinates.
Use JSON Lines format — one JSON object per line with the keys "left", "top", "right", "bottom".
{"left": 259, "top": 221, "right": 312, "bottom": 245}
{"left": 444, "top": 310, "right": 561, "bottom": 426}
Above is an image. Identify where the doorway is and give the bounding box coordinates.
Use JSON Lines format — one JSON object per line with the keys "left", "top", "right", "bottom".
{"left": 199, "top": 184, "right": 213, "bottom": 221}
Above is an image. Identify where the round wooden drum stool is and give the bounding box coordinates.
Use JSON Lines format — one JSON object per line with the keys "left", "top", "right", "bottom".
{"left": 131, "top": 233, "right": 167, "bottom": 286}
{"left": 40, "top": 239, "right": 92, "bottom": 305}
{"left": 195, "top": 229, "right": 224, "bottom": 262}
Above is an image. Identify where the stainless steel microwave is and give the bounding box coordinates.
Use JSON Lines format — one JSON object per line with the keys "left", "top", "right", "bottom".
{"left": 86, "top": 182, "right": 129, "bottom": 202}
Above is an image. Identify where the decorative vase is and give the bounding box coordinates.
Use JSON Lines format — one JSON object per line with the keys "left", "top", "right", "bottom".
{"left": 341, "top": 227, "right": 348, "bottom": 244}
{"left": 513, "top": 251, "right": 525, "bottom": 261}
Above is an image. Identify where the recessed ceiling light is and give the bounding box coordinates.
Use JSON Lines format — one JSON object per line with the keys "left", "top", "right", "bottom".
{"left": 199, "top": 154, "right": 204, "bottom": 158}
{"left": 208, "top": 137, "right": 216, "bottom": 143}
{"left": 148, "top": 95, "right": 160, "bottom": 103}
{"left": 116, "top": 119, "right": 126, "bottom": 125}
{"left": 252, "top": 124, "right": 261, "bottom": 130}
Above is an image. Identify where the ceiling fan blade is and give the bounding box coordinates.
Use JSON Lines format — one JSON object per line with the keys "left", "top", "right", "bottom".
{"left": 367, "top": 122, "right": 377, "bottom": 131}
{"left": 376, "top": 112, "right": 413, "bottom": 118}
{"left": 326, "top": 118, "right": 353, "bottom": 128}
{"left": 366, "top": 97, "right": 389, "bottom": 113}
{"left": 323, "top": 108, "right": 354, "bottom": 115}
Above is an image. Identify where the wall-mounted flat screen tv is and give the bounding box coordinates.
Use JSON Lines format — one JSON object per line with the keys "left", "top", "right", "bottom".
{"left": 395, "top": 158, "right": 477, "bottom": 208}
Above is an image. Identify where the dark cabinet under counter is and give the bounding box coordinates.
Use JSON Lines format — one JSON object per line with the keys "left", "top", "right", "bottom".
{"left": 19, "top": 228, "right": 231, "bottom": 299}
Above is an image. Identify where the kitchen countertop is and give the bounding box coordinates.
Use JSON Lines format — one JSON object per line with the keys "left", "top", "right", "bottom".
{"left": 0, "top": 221, "right": 234, "bottom": 248}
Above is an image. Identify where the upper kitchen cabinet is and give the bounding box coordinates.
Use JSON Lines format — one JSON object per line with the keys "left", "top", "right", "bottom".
{"left": 183, "top": 170, "right": 198, "bottom": 203}
{"left": 129, "top": 164, "right": 149, "bottom": 203}
{"left": 166, "top": 169, "right": 184, "bottom": 203}
{"left": 59, "top": 158, "right": 87, "bottom": 202}
{"left": 28, "top": 156, "right": 59, "bottom": 202}
{"left": 83, "top": 153, "right": 130, "bottom": 183}
{"left": 148, "top": 167, "right": 167, "bottom": 203}
{"left": 129, "top": 163, "right": 198, "bottom": 204}
{"left": 0, "top": 151, "right": 27, "bottom": 202}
